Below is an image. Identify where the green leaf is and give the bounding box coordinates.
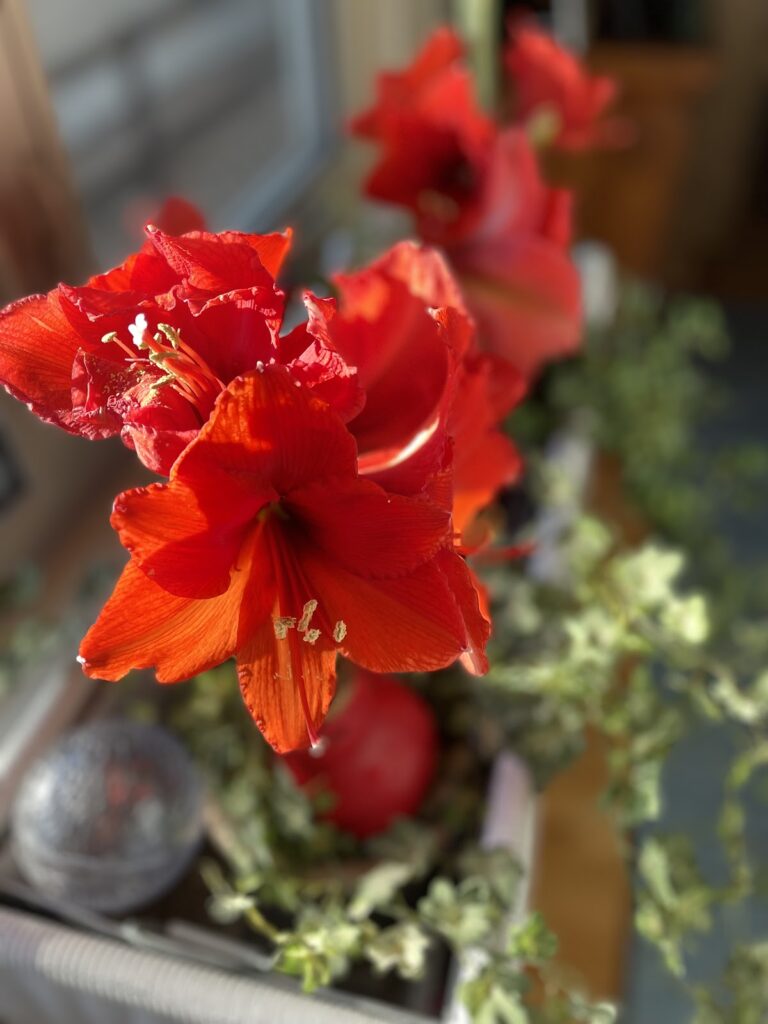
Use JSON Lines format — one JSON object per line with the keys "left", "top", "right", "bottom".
{"left": 461, "top": 962, "right": 529, "bottom": 1024}
{"left": 348, "top": 861, "right": 417, "bottom": 921}
{"left": 206, "top": 891, "right": 255, "bottom": 925}
{"left": 418, "top": 877, "right": 496, "bottom": 947}
{"left": 505, "top": 912, "right": 558, "bottom": 963}
{"left": 277, "top": 910, "right": 362, "bottom": 991}
{"left": 365, "top": 922, "right": 430, "bottom": 980}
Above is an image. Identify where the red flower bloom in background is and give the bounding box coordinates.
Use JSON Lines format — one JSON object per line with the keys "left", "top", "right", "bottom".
{"left": 0, "top": 227, "right": 360, "bottom": 474}
{"left": 350, "top": 28, "right": 494, "bottom": 248}
{"left": 150, "top": 196, "right": 208, "bottom": 236}
{"left": 446, "top": 128, "right": 582, "bottom": 378}
{"left": 124, "top": 194, "right": 208, "bottom": 243}
{"left": 79, "top": 368, "right": 488, "bottom": 753}
{"left": 351, "top": 26, "right": 465, "bottom": 141}
{"left": 349, "top": 29, "right": 582, "bottom": 378}
{"left": 505, "top": 21, "right": 623, "bottom": 151}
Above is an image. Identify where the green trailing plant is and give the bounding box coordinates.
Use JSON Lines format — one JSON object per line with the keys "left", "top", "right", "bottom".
{"left": 514, "top": 281, "right": 768, "bottom": 625}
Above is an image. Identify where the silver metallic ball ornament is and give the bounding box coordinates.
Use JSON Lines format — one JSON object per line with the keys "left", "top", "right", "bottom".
{"left": 11, "top": 719, "right": 204, "bottom": 913}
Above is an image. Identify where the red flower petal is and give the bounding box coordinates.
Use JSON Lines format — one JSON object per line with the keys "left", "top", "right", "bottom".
{"left": 225, "top": 228, "right": 293, "bottom": 279}
{"left": 299, "top": 549, "right": 479, "bottom": 674}
{"left": 69, "top": 349, "right": 131, "bottom": 438}
{"left": 281, "top": 294, "right": 365, "bottom": 423}
{"left": 146, "top": 227, "right": 288, "bottom": 296}
{"left": 351, "top": 26, "right": 465, "bottom": 138}
{"left": 359, "top": 414, "right": 453, "bottom": 503}
{"left": 111, "top": 478, "right": 273, "bottom": 599}
{"left": 177, "top": 368, "right": 358, "bottom": 496}
{"left": 0, "top": 292, "right": 85, "bottom": 432}
{"left": 237, "top": 620, "right": 337, "bottom": 753}
{"left": 169, "top": 290, "right": 281, "bottom": 385}
{"left": 328, "top": 265, "right": 460, "bottom": 456}
{"left": 454, "top": 433, "right": 522, "bottom": 539}
{"left": 451, "top": 354, "right": 525, "bottom": 536}
{"left": 286, "top": 477, "right": 450, "bottom": 579}
{"left": 434, "top": 550, "right": 490, "bottom": 676}
{"left": 79, "top": 555, "right": 272, "bottom": 682}
{"left": 461, "top": 128, "right": 573, "bottom": 246}
{"left": 122, "top": 422, "right": 197, "bottom": 476}
{"left": 151, "top": 196, "right": 207, "bottom": 236}
{"left": 505, "top": 22, "right": 620, "bottom": 151}
{"left": 86, "top": 248, "right": 179, "bottom": 295}
{"left": 455, "top": 235, "right": 582, "bottom": 377}
{"left": 349, "top": 240, "right": 467, "bottom": 314}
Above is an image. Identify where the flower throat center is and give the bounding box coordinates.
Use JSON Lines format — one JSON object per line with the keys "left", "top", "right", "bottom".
{"left": 102, "top": 314, "right": 225, "bottom": 415}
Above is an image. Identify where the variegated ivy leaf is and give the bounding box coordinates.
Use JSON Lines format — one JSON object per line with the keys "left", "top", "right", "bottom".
{"left": 418, "top": 877, "right": 497, "bottom": 947}
{"left": 348, "top": 861, "right": 418, "bottom": 921}
{"left": 278, "top": 909, "right": 363, "bottom": 992}
{"left": 365, "top": 922, "right": 431, "bottom": 980}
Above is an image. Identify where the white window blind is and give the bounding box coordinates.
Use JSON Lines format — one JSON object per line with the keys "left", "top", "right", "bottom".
{"left": 26, "top": 0, "right": 335, "bottom": 266}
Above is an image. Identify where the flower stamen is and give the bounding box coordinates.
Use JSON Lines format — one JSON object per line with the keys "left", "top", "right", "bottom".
{"left": 273, "top": 616, "right": 297, "bottom": 640}
{"left": 104, "top": 315, "right": 225, "bottom": 421}
{"left": 297, "top": 599, "right": 318, "bottom": 633}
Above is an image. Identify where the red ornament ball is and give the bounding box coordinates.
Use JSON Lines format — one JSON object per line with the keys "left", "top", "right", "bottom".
{"left": 284, "top": 671, "right": 438, "bottom": 838}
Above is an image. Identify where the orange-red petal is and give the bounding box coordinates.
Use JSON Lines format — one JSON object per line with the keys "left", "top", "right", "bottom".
{"left": 237, "top": 621, "right": 337, "bottom": 753}
{"left": 111, "top": 478, "right": 272, "bottom": 599}
{"left": 286, "top": 477, "right": 450, "bottom": 579}
{"left": 299, "top": 548, "right": 480, "bottom": 674}
{"left": 177, "top": 367, "right": 358, "bottom": 495}
{"left": 79, "top": 554, "right": 270, "bottom": 682}
{"left": 435, "top": 550, "right": 490, "bottom": 675}
{"left": 146, "top": 228, "right": 282, "bottom": 296}
{"left": 453, "top": 432, "right": 522, "bottom": 539}
{"left": 0, "top": 292, "right": 85, "bottom": 432}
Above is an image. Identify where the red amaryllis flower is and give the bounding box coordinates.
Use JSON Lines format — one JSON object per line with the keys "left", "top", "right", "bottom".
{"left": 351, "top": 26, "right": 464, "bottom": 140}
{"left": 150, "top": 196, "right": 207, "bottom": 236}
{"left": 349, "top": 30, "right": 581, "bottom": 378}
{"left": 505, "top": 22, "right": 622, "bottom": 150}
{"left": 351, "top": 30, "right": 494, "bottom": 248}
{"left": 292, "top": 241, "right": 524, "bottom": 538}
{"left": 0, "top": 227, "right": 360, "bottom": 475}
{"left": 79, "top": 367, "right": 488, "bottom": 753}
{"left": 445, "top": 128, "right": 582, "bottom": 378}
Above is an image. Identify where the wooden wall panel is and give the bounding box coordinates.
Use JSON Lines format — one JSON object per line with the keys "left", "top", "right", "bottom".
{"left": 0, "top": 0, "right": 91, "bottom": 300}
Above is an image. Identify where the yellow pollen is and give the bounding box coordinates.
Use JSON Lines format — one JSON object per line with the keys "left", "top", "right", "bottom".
{"left": 297, "top": 599, "right": 318, "bottom": 633}
{"left": 333, "top": 620, "right": 347, "bottom": 643}
{"left": 303, "top": 628, "right": 321, "bottom": 645}
{"left": 273, "top": 616, "right": 297, "bottom": 640}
